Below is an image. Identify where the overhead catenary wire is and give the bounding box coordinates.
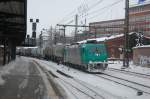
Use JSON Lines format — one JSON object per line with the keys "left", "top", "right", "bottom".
{"left": 58, "top": 11, "right": 76, "bottom": 24}
{"left": 57, "top": 0, "right": 104, "bottom": 24}
{"left": 66, "top": 19, "right": 74, "bottom": 25}
{"left": 78, "top": 0, "right": 123, "bottom": 28}
{"left": 87, "top": 0, "right": 124, "bottom": 20}
{"left": 78, "top": 0, "right": 104, "bottom": 17}
{"left": 59, "top": 0, "right": 124, "bottom": 25}
{"left": 57, "top": 0, "right": 125, "bottom": 36}
{"left": 57, "top": 0, "right": 124, "bottom": 37}
{"left": 88, "top": 0, "right": 104, "bottom": 11}
{"left": 57, "top": 0, "right": 87, "bottom": 24}
{"left": 78, "top": 0, "right": 104, "bottom": 25}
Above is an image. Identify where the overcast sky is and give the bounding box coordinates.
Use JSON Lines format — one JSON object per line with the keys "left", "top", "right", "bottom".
{"left": 27, "top": 0, "right": 148, "bottom": 37}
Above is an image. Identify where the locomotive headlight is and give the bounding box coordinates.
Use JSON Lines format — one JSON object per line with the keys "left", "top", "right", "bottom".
{"left": 96, "top": 53, "right": 99, "bottom": 56}
{"left": 89, "top": 61, "right": 92, "bottom": 64}
{"left": 96, "top": 53, "right": 100, "bottom": 56}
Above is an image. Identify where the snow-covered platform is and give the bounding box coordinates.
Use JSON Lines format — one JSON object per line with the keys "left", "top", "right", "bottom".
{"left": 0, "top": 57, "right": 61, "bottom": 99}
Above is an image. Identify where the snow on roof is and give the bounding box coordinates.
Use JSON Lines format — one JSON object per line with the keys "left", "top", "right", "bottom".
{"left": 107, "top": 32, "right": 135, "bottom": 40}
{"left": 77, "top": 37, "right": 108, "bottom": 44}
{"left": 17, "top": 46, "right": 38, "bottom": 49}
{"left": 77, "top": 40, "right": 87, "bottom": 44}
{"left": 0, "top": 45, "right": 4, "bottom": 47}
{"left": 56, "top": 43, "right": 63, "bottom": 45}
{"left": 144, "top": 36, "right": 150, "bottom": 39}
{"left": 77, "top": 32, "right": 135, "bottom": 44}
{"left": 90, "top": 37, "right": 107, "bottom": 42}
{"left": 133, "top": 45, "right": 150, "bottom": 49}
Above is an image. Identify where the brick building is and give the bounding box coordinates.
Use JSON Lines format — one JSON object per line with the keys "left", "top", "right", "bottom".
{"left": 88, "top": 1, "right": 150, "bottom": 38}
{"left": 129, "top": 2, "right": 150, "bottom": 36}
{"left": 89, "top": 19, "right": 124, "bottom": 37}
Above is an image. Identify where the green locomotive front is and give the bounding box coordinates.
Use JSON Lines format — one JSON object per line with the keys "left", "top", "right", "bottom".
{"left": 64, "top": 43, "right": 108, "bottom": 72}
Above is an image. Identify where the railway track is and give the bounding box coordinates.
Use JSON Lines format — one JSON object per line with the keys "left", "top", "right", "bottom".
{"left": 34, "top": 59, "right": 150, "bottom": 98}
{"left": 35, "top": 60, "right": 106, "bottom": 99}
{"left": 96, "top": 73, "right": 150, "bottom": 95}
{"left": 59, "top": 78, "right": 105, "bottom": 99}
{"left": 107, "top": 68, "right": 150, "bottom": 79}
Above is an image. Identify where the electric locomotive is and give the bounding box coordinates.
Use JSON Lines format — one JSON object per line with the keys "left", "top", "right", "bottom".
{"left": 64, "top": 42, "right": 108, "bottom": 72}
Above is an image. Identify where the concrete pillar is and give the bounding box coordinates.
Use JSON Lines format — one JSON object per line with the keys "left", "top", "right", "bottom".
{"left": 8, "top": 40, "right": 11, "bottom": 62}
{"left": 3, "top": 40, "right": 6, "bottom": 65}
{"left": 8, "top": 40, "right": 16, "bottom": 61}
{"left": 11, "top": 41, "right": 16, "bottom": 60}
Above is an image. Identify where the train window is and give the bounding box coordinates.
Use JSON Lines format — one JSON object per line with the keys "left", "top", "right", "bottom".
{"left": 90, "top": 47, "right": 101, "bottom": 54}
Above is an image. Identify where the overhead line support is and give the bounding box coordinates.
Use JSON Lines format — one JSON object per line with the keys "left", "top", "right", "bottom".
{"left": 123, "top": 0, "right": 129, "bottom": 68}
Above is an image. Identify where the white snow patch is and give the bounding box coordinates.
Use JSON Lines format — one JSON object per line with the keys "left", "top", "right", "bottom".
{"left": 19, "top": 78, "right": 28, "bottom": 89}
{"left": 0, "top": 57, "right": 30, "bottom": 86}
{"left": 108, "top": 61, "right": 150, "bottom": 75}
{"left": 133, "top": 45, "right": 150, "bottom": 49}
{"left": 0, "top": 58, "right": 21, "bottom": 85}
{"left": 0, "top": 77, "right": 5, "bottom": 85}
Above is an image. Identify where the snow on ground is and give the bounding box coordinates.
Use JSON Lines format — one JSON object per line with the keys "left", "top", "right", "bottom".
{"left": 0, "top": 57, "right": 30, "bottom": 86}
{"left": 105, "top": 70, "right": 150, "bottom": 87}
{"left": 30, "top": 57, "right": 150, "bottom": 99}
{"left": 0, "top": 59, "right": 19, "bottom": 85}
{"left": 108, "top": 61, "right": 150, "bottom": 75}
{"left": 0, "top": 74, "right": 4, "bottom": 85}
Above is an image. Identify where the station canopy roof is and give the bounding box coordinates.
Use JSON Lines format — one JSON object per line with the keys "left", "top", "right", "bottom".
{"left": 0, "top": 0, "right": 27, "bottom": 45}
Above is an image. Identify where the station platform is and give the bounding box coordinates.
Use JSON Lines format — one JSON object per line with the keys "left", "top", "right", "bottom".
{"left": 0, "top": 57, "right": 60, "bottom": 99}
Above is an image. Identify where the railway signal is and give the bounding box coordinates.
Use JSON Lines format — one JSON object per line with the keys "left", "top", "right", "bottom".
{"left": 30, "top": 18, "right": 39, "bottom": 38}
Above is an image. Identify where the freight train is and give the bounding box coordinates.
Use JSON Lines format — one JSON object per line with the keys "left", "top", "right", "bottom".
{"left": 17, "top": 41, "right": 108, "bottom": 72}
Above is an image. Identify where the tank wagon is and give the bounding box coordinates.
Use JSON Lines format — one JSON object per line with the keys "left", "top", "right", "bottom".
{"left": 17, "top": 47, "right": 43, "bottom": 58}
{"left": 64, "top": 43, "right": 108, "bottom": 72}
{"left": 53, "top": 44, "right": 64, "bottom": 62}
{"left": 43, "top": 46, "right": 53, "bottom": 60}
{"left": 43, "top": 44, "right": 64, "bottom": 62}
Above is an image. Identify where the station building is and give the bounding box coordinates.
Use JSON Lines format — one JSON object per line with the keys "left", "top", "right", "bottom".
{"left": 88, "top": 1, "right": 150, "bottom": 38}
